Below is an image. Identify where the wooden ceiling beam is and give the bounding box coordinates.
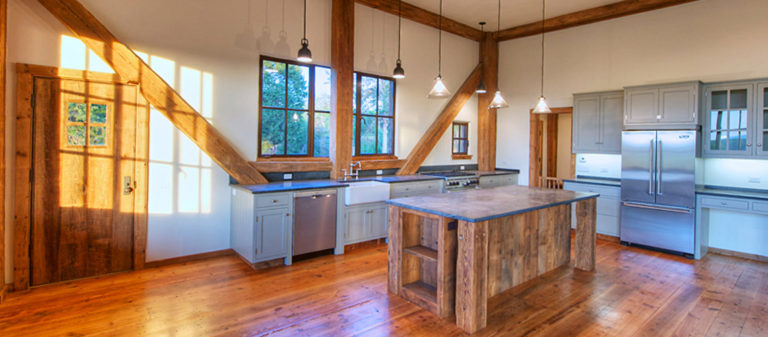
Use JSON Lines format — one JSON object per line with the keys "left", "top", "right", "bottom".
{"left": 37, "top": 0, "right": 268, "bottom": 185}
{"left": 397, "top": 64, "right": 482, "bottom": 175}
{"left": 355, "top": 0, "right": 483, "bottom": 41}
{"left": 496, "top": 0, "right": 699, "bottom": 41}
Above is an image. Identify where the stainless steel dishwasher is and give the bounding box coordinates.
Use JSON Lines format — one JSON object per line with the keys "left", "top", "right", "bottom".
{"left": 293, "top": 189, "right": 338, "bottom": 256}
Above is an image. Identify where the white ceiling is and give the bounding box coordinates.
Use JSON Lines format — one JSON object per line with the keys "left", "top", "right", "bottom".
{"left": 405, "top": 0, "right": 623, "bottom": 31}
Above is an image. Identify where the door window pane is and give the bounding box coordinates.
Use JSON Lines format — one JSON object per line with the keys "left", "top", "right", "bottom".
{"left": 314, "top": 112, "right": 330, "bottom": 157}
{"left": 710, "top": 110, "right": 725, "bottom": 131}
{"left": 262, "top": 61, "right": 286, "bottom": 108}
{"left": 730, "top": 89, "right": 748, "bottom": 109}
{"left": 360, "top": 116, "right": 377, "bottom": 154}
{"left": 361, "top": 76, "right": 377, "bottom": 115}
{"left": 315, "top": 67, "right": 331, "bottom": 111}
{"left": 378, "top": 79, "right": 393, "bottom": 116}
{"left": 67, "top": 125, "right": 86, "bottom": 146}
{"left": 89, "top": 126, "right": 107, "bottom": 146}
{"left": 90, "top": 104, "right": 107, "bottom": 124}
{"left": 287, "top": 64, "right": 309, "bottom": 110}
{"left": 764, "top": 110, "right": 768, "bottom": 129}
{"left": 711, "top": 91, "right": 727, "bottom": 110}
{"left": 67, "top": 103, "right": 87, "bottom": 122}
{"left": 261, "top": 109, "right": 285, "bottom": 155}
{"left": 286, "top": 111, "right": 308, "bottom": 155}
{"left": 377, "top": 118, "right": 393, "bottom": 154}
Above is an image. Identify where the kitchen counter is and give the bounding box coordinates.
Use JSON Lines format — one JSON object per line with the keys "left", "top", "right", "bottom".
{"left": 236, "top": 180, "right": 349, "bottom": 194}
{"left": 563, "top": 176, "right": 621, "bottom": 187}
{"left": 387, "top": 185, "right": 598, "bottom": 222}
{"left": 370, "top": 175, "right": 443, "bottom": 183}
{"left": 695, "top": 185, "right": 768, "bottom": 201}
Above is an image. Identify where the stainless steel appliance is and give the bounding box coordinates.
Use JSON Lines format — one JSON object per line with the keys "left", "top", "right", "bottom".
{"left": 293, "top": 190, "right": 337, "bottom": 256}
{"left": 423, "top": 171, "right": 479, "bottom": 191}
{"left": 620, "top": 130, "right": 696, "bottom": 256}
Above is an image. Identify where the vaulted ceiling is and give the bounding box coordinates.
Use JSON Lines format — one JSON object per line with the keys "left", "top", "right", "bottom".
{"left": 404, "top": 0, "right": 622, "bottom": 31}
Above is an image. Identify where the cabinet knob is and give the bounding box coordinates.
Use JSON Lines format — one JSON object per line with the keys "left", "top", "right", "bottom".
{"left": 721, "top": 201, "right": 727, "bottom": 206}
{"left": 286, "top": 213, "right": 291, "bottom": 217}
{"left": 747, "top": 143, "right": 752, "bottom": 147}
{"left": 273, "top": 200, "right": 278, "bottom": 203}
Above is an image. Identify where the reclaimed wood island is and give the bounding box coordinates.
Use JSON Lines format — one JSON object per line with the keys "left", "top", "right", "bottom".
{"left": 386, "top": 185, "right": 599, "bottom": 333}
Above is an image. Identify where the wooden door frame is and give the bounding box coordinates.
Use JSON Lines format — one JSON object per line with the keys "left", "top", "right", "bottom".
{"left": 529, "top": 107, "right": 574, "bottom": 187}
{"left": 13, "top": 63, "right": 149, "bottom": 290}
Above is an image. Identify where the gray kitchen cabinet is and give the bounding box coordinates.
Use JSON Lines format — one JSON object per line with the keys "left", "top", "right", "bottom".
{"left": 563, "top": 181, "right": 621, "bottom": 237}
{"left": 231, "top": 188, "right": 293, "bottom": 265}
{"left": 478, "top": 173, "right": 518, "bottom": 188}
{"left": 343, "top": 202, "right": 388, "bottom": 244}
{"left": 702, "top": 82, "right": 755, "bottom": 158}
{"left": 390, "top": 180, "right": 444, "bottom": 199}
{"left": 624, "top": 82, "right": 700, "bottom": 129}
{"left": 756, "top": 82, "right": 768, "bottom": 158}
{"left": 572, "top": 91, "right": 623, "bottom": 154}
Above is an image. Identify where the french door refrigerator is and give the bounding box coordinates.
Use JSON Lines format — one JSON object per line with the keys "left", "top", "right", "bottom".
{"left": 620, "top": 130, "right": 696, "bottom": 256}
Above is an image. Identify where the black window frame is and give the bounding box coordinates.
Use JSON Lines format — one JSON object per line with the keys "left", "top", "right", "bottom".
{"left": 353, "top": 71, "right": 397, "bottom": 157}
{"left": 452, "top": 121, "right": 469, "bottom": 155}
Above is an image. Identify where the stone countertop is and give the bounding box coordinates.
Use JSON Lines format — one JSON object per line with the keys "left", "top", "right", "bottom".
{"left": 695, "top": 185, "right": 768, "bottom": 201}
{"left": 236, "top": 180, "right": 349, "bottom": 194}
{"left": 563, "top": 176, "right": 621, "bottom": 187}
{"left": 386, "top": 185, "right": 599, "bottom": 223}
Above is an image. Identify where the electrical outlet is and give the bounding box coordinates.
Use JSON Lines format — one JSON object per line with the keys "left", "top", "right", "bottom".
{"left": 578, "top": 156, "right": 587, "bottom": 163}
{"left": 376, "top": 169, "right": 383, "bottom": 175}
{"left": 748, "top": 177, "right": 761, "bottom": 183}
{"left": 460, "top": 165, "right": 465, "bottom": 170}
{"left": 283, "top": 173, "right": 293, "bottom": 180}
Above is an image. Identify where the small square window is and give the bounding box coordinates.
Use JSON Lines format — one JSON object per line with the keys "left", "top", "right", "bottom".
{"left": 90, "top": 104, "right": 108, "bottom": 124}
{"left": 451, "top": 121, "right": 469, "bottom": 155}
{"left": 67, "top": 125, "right": 86, "bottom": 146}
{"left": 89, "top": 126, "right": 107, "bottom": 146}
{"left": 67, "top": 102, "right": 87, "bottom": 123}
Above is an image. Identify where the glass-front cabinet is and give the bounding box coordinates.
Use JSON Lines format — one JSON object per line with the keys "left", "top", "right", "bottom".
{"left": 703, "top": 82, "right": 754, "bottom": 157}
{"left": 758, "top": 82, "right": 768, "bottom": 158}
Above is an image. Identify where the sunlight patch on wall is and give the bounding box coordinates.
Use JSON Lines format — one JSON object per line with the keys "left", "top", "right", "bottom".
{"left": 60, "top": 35, "right": 114, "bottom": 73}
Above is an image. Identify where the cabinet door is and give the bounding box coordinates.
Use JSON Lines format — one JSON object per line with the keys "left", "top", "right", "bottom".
{"left": 600, "top": 94, "right": 623, "bottom": 153}
{"left": 572, "top": 95, "right": 601, "bottom": 153}
{"left": 256, "top": 207, "right": 290, "bottom": 259}
{"left": 659, "top": 84, "right": 698, "bottom": 125}
{"left": 344, "top": 207, "right": 367, "bottom": 243}
{"left": 367, "top": 205, "right": 389, "bottom": 239}
{"left": 756, "top": 83, "right": 768, "bottom": 158}
{"left": 625, "top": 88, "right": 659, "bottom": 126}
{"left": 702, "top": 83, "right": 753, "bottom": 157}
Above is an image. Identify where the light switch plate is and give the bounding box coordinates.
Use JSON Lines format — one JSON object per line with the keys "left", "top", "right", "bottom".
{"left": 460, "top": 165, "right": 465, "bottom": 170}
{"left": 283, "top": 173, "right": 293, "bottom": 180}
{"left": 376, "top": 170, "right": 383, "bottom": 175}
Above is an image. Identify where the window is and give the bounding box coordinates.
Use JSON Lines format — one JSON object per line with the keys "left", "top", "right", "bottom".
{"left": 452, "top": 121, "right": 469, "bottom": 156}
{"left": 65, "top": 102, "right": 109, "bottom": 146}
{"left": 709, "top": 89, "right": 748, "bottom": 151}
{"left": 353, "top": 73, "right": 395, "bottom": 156}
{"left": 259, "top": 56, "right": 331, "bottom": 157}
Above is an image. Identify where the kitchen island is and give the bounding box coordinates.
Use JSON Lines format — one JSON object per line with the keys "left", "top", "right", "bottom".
{"left": 386, "top": 185, "right": 599, "bottom": 333}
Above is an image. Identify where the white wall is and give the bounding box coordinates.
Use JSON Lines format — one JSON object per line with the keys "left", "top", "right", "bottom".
{"left": 4, "top": 0, "right": 481, "bottom": 280}
{"left": 497, "top": 0, "right": 768, "bottom": 185}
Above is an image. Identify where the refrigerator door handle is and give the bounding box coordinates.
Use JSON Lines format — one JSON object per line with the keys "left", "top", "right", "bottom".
{"left": 622, "top": 201, "right": 691, "bottom": 214}
{"left": 656, "top": 140, "right": 663, "bottom": 196}
{"left": 648, "top": 139, "right": 654, "bottom": 196}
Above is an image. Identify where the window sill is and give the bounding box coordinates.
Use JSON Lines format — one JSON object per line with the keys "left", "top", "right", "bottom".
{"left": 353, "top": 155, "right": 398, "bottom": 161}
{"left": 257, "top": 157, "right": 330, "bottom": 162}
{"left": 452, "top": 154, "right": 472, "bottom": 160}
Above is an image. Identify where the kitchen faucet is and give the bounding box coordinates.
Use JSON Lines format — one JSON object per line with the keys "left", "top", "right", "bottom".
{"left": 342, "top": 161, "right": 361, "bottom": 181}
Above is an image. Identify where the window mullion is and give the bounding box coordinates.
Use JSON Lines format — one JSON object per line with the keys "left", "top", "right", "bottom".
{"left": 308, "top": 65, "right": 315, "bottom": 156}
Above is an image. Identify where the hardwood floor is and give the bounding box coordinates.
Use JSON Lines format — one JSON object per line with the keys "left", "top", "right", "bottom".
{"left": 0, "top": 240, "right": 766, "bottom": 336}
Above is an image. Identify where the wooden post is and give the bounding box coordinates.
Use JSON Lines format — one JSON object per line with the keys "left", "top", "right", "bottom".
{"left": 0, "top": 0, "right": 5, "bottom": 302}
{"left": 387, "top": 205, "right": 402, "bottom": 295}
{"left": 455, "top": 220, "right": 489, "bottom": 333}
{"left": 477, "top": 32, "right": 497, "bottom": 171}
{"left": 575, "top": 198, "right": 597, "bottom": 271}
{"left": 330, "top": 0, "right": 354, "bottom": 180}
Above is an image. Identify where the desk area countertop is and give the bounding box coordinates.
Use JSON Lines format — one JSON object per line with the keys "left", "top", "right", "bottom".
{"left": 386, "top": 185, "right": 599, "bottom": 222}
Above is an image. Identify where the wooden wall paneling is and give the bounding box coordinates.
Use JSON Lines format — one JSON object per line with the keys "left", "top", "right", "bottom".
{"left": 358, "top": 159, "right": 404, "bottom": 170}
{"left": 528, "top": 113, "right": 543, "bottom": 187}
{"left": 250, "top": 160, "right": 333, "bottom": 173}
{"left": 496, "top": 0, "right": 698, "bottom": 41}
{"left": 13, "top": 71, "right": 34, "bottom": 290}
{"left": 477, "top": 33, "right": 498, "bottom": 171}
{"left": 397, "top": 65, "right": 482, "bottom": 175}
{"left": 455, "top": 220, "right": 489, "bottom": 333}
{"left": 0, "top": 0, "right": 6, "bottom": 300}
{"left": 545, "top": 114, "right": 558, "bottom": 178}
{"left": 437, "top": 218, "right": 457, "bottom": 318}
{"left": 575, "top": 198, "right": 597, "bottom": 271}
{"left": 36, "top": 0, "right": 267, "bottom": 185}
{"left": 330, "top": 0, "right": 354, "bottom": 180}
{"left": 387, "top": 205, "right": 402, "bottom": 294}
{"left": 132, "top": 90, "right": 149, "bottom": 270}
{"left": 355, "top": 0, "right": 482, "bottom": 41}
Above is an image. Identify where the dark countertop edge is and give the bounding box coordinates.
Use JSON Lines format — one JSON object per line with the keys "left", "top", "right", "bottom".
{"left": 695, "top": 185, "right": 768, "bottom": 200}
{"left": 386, "top": 194, "right": 600, "bottom": 223}
{"left": 233, "top": 182, "right": 349, "bottom": 194}
{"left": 374, "top": 176, "right": 444, "bottom": 183}
{"left": 475, "top": 169, "right": 521, "bottom": 176}
{"left": 563, "top": 177, "right": 621, "bottom": 187}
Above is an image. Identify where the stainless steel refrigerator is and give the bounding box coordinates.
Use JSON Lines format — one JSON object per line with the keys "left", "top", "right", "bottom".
{"left": 620, "top": 130, "right": 696, "bottom": 256}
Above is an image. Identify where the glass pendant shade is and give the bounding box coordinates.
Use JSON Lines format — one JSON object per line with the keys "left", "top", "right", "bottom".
{"left": 428, "top": 76, "right": 451, "bottom": 98}
{"left": 393, "top": 60, "right": 405, "bottom": 79}
{"left": 532, "top": 96, "right": 552, "bottom": 113}
{"left": 297, "top": 38, "right": 312, "bottom": 63}
{"left": 489, "top": 90, "right": 509, "bottom": 109}
{"left": 476, "top": 80, "right": 487, "bottom": 94}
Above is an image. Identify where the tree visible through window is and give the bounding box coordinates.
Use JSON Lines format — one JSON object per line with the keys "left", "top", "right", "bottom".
{"left": 259, "top": 56, "right": 395, "bottom": 158}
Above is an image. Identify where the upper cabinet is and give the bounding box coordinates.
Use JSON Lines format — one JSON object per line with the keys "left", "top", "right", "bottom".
{"left": 702, "top": 80, "right": 768, "bottom": 159}
{"left": 624, "top": 82, "right": 700, "bottom": 129}
{"left": 757, "top": 82, "right": 768, "bottom": 158}
{"left": 573, "top": 91, "right": 623, "bottom": 154}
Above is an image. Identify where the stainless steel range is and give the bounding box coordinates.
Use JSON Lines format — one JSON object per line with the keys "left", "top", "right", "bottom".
{"left": 423, "top": 171, "right": 479, "bottom": 191}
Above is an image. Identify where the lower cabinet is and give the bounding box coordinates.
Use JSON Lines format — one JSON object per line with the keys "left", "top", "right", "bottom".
{"left": 343, "top": 202, "right": 388, "bottom": 244}
{"left": 231, "top": 188, "right": 292, "bottom": 264}
{"left": 478, "top": 173, "right": 518, "bottom": 188}
{"left": 563, "top": 181, "right": 621, "bottom": 237}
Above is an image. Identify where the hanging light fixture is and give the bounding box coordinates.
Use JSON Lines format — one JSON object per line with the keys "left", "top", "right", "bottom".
{"left": 428, "top": 0, "right": 451, "bottom": 98}
{"left": 475, "top": 22, "right": 487, "bottom": 94}
{"left": 489, "top": 0, "right": 509, "bottom": 108}
{"left": 297, "top": 0, "right": 312, "bottom": 63}
{"left": 392, "top": 0, "right": 406, "bottom": 79}
{"left": 532, "top": 0, "right": 552, "bottom": 113}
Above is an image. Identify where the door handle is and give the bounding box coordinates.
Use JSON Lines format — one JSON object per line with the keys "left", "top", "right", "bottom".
{"left": 648, "top": 139, "right": 654, "bottom": 196}
{"left": 123, "top": 176, "right": 134, "bottom": 195}
{"left": 656, "top": 140, "right": 663, "bottom": 196}
{"left": 622, "top": 202, "right": 691, "bottom": 214}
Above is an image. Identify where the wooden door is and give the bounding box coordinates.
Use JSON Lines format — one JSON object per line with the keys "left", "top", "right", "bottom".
{"left": 29, "top": 76, "right": 144, "bottom": 286}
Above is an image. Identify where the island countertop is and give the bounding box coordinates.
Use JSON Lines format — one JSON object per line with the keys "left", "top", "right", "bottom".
{"left": 386, "top": 185, "right": 599, "bottom": 223}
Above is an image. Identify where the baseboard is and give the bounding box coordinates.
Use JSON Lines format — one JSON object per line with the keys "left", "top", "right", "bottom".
{"left": 597, "top": 233, "right": 620, "bottom": 243}
{"left": 708, "top": 247, "right": 768, "bottom": 263}
{"left": 145, "top": 249, "right": 235, "bottom": 268}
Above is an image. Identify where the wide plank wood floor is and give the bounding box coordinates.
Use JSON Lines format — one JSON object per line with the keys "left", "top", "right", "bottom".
{"left": 1, "top": 239, "right": 766, "bottom": 336}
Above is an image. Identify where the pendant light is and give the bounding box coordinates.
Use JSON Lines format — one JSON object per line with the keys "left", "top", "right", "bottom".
{"left": 532, "top": 0, "right": 552, "bottom": 113}
{"left": 428, "top": 0, "right": 451, "bottom": 98}
{"left": 488, "top": 0, "right": 509, "bottom": 109}
{"left": 297, "top": 0, "right": 312, "bottom": 63}
{"left": 392, "top": 0, "right": 405, "bottom": 79}
{"left": 475, "top": 22, "right": 487, "bottom": 94}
